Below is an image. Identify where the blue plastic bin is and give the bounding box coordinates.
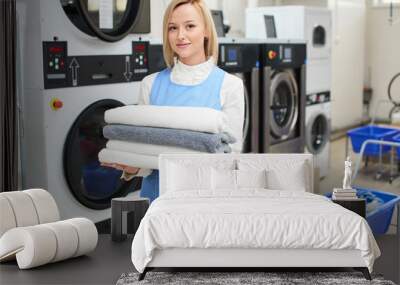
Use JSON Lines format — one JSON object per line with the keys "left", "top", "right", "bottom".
{"left": 391, "top": 133, "right": 400, "bottom": 158}
{"left": 347, "top": 125, "right": 399, "bottom": 156}
{"left": 325, "top": 188, "right": 400, "bottom": 235}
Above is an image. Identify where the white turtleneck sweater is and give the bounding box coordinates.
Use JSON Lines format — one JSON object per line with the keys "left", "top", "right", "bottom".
{"left": 124, "top": 57, "right": 244, "bottom": 178}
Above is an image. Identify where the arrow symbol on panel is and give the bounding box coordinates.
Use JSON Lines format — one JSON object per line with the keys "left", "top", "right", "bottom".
{"left": 69, "top": 57, "right": 80, "bottom": 87}
{"left": 124, "top": 56, "right": 132, "bottom": 81}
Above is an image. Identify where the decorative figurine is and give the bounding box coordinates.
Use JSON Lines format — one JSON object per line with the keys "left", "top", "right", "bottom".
{"left": 342, "top": 156, "right": 353, "bottom": 190}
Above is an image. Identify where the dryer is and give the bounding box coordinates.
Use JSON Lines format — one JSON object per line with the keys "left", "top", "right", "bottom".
{"left": 259, "top": 40, "right": 306, "bottom": 153}
{"left": 218, "top": 38, "right": 260, "bottom": 153}
{"left": 305, "top": 92, "right": 331, "bottom": 179}
{"left": 16, "top": 0, "right": 156, "bottom": 223}
{"left": 245, "top": 6, "right": 332, "bottom": 94}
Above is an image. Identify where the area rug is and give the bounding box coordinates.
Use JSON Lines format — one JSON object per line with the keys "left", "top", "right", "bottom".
{"left": 116, "top": 271, "right": 396, "bottom": 285}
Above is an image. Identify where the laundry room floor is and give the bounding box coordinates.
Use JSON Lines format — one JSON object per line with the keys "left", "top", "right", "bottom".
{"left": 1, "top": 136, "right": 399, "bottom": 285}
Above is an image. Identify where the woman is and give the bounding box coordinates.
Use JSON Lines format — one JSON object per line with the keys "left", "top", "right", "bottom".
{"left": 103, "top": 0, "right": 244, "bottom": 202}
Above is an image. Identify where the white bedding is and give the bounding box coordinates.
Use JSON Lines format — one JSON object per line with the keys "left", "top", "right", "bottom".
{"left": 131, "top": 190, "right": 380, "bottom": 273}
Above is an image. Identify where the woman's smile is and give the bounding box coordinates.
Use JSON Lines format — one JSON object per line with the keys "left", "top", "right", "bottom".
{"left": 176, "top": 43, "right": 191, "bottom": 49}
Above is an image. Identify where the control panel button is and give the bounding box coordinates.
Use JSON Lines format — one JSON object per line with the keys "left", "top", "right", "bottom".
{"left": 268, "top": 50, "right": 277, "bottom": 60}
{"left": 50, "top": 98, "right": 63, "bottom": 110}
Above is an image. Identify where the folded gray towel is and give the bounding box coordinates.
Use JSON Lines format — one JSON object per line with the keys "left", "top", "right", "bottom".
{"left": 103, "top": 124, "right": 236, "bottom": 153}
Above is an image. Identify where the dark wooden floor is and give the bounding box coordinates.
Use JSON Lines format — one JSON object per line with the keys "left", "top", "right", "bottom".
{"left": 0, "top": 234, "right": 398, "bottom": 285}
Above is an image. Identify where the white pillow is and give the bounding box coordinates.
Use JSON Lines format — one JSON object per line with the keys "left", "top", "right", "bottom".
{"left": 237, "top": 159, "right": 309, "bottom": 191}
{"left": 236, "top": 169, "right": 268, "bottom": 189}
{"left": 266, "top": 163, "right": 307, "bottom": 191}
{"left": 211, "top": 168, "right": 268, "bottom": 190}
{"left": 211, "top": 168, "right": 236, "bottom": 190}
{"left": 167, "top": 162, "right": 211, "bottom": 192}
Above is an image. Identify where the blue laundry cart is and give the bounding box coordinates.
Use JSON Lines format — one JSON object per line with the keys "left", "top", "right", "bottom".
{"left": 347, "top": 125, "right": 399, "bottom": 156}
{"left": 391, "top": 133, "right": 400, "bottom": 158}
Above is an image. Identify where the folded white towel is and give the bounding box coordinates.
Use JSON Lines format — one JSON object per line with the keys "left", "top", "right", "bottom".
{"left": 106, "top": 140, "right": 201, "bottom": 156}
{"left": 98, "top": 149, "right": 159, "bottom": 169}
{"left": 104, "top": 105, "right": 231, "bottom": 135}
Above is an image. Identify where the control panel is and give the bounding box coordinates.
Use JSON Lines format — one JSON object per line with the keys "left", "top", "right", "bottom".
{"left": 262, "top": 43, "right": 306, "bottom": 69}
{"left": 43, "top": 42, "right": 68, "bottom": 89}
{"left": 132, "top": 41, "right": 149, "bottom": 75}
{"left": 218, "top": 43, "right": 259, "bottom": 73}
{"left": 306, "top": 91, "right": 331, "bottom": 106}
{"left": 220, "top": 45, "right": 241, "bottom": 67}
{"left": 42, "top": 41, "right": 151, "bottom": 89}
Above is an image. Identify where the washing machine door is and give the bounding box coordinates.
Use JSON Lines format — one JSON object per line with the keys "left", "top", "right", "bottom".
{"left": 64, "top": 99, "right": 141, "bottom": 210}
{"left": 269, "top": 70, "right": 299, "bottom": 140}
{"left": 306, "top": 112, "right": 330, "bottom": 154}
{"left": 60, "top": 0, "right": 142, "bottom": 42}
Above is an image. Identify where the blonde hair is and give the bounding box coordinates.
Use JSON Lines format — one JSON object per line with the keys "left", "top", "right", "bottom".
{"left": 162, "top": 0, "right": 219, "bottom": 68}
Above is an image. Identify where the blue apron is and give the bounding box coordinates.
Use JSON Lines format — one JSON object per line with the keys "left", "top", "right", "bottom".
{"left": 140, "top": 66, "right": 225, "bottom": 202}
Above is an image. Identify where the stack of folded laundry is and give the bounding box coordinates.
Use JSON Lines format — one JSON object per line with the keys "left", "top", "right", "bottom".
{"left": 98, "top": 105, "right": 235, "bottom": 170}
{"left": 332, "top": 188, "right": 358, "bottom": 200}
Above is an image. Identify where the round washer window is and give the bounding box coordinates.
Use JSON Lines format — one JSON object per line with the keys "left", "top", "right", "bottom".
{"left": 269, "top": 70, "right": 299, "bottom": 139}
{"left": 63, "top": 99, "right": 141, "bottom": 209}
{"left": 60, "top": 0, "right": 142, "bottom": 42}
{"left": 306, "top": 113, "right": 330, "bottom": 154}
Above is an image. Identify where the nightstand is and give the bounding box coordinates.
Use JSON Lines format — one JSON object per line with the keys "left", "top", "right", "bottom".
{"left": 111, "top": 197, "right": 149, "bottom": 242}
{"left": 332, "top": 198, "right": 366, "bottom": 218}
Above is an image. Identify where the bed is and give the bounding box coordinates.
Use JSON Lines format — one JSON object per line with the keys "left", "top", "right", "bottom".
{"left": 131, "top": 153, "right": 381, "bottom": 280}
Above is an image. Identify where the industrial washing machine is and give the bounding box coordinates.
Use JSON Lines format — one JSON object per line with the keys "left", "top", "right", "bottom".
{"left": 218, "top": 38, "right": 260, "bottom": 153}
{"left": 16, "top": 0, "right": 159, "bottom": 223}
{"left": 305, "top": 92, "right": 331, "bottom": 178}
{"left": 245, "top": 6, "right": 332, "bottom": 95}
{"left": 259, "top": 40, "right": 307, "bottom": 153}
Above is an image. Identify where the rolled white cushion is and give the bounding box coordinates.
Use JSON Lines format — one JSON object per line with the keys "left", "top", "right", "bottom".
{"left": 0, "top": 226, "right": 57, "bottom": 269}
{"left": 42, "top": 221, "right": 79, "bottom": 262}
{"left": 0, "top": 192, "right": 39, "bottom": 227}
{"left": 0, "top": 196, "right": 17, "bottom": 237}
{"left": 104, "top": 105, "right": 230, "bottom": 135}
{"left": 64, "top": 218, "right": 98, "bottom": 257}
{"left": 0, "top": 218, "right": 98, "bottom": 269}
{"left": 24, "top": 189, "right": 60, "bottom": 224}
{"left": 98, "top": 148, "right": 159, "bottom": 169}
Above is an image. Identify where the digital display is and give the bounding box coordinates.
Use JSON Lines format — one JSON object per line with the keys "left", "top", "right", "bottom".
{"left": 284, "top": 47, "right": 292, "bottom": 60}
{"left": 49, "top": 46, "right": 64, "bottom": 53}
{"left": 264, "top": 15, "right": 277, "bottom": 38}
{"left": 228, "top": 48, "right": 237, "bottom": 62}
{"left": 212, "top": 10, "right": 225, "bottom": 37}
{"left": 134, "top": 44, "right": 145, "bottom": 52}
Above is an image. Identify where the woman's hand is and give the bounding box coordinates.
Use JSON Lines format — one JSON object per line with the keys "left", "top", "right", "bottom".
{"left": 101, "top": 162, "right": 140, "bottom": 175}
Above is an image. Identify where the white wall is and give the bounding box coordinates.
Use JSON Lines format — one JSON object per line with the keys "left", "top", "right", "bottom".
{"left": 366, "top": 4, "right": 400, "bottom": 121}
{"left": 328, "top": 0, "right": 366, "bottom": 130}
